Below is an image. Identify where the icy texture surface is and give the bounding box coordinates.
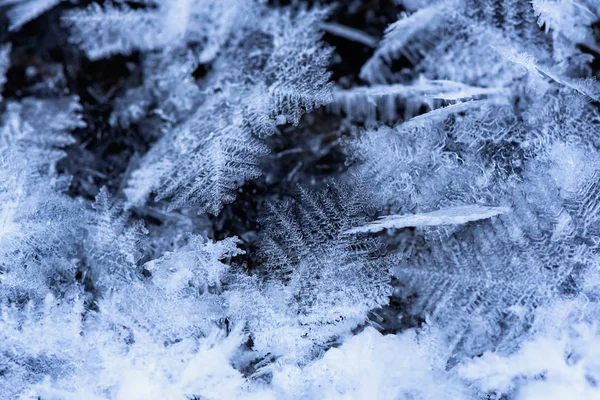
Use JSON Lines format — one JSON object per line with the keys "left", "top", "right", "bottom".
{"left": 1, "top": 0, "right": 600, "bottom": 398}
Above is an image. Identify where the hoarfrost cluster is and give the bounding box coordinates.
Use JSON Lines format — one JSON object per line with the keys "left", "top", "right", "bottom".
{"left": 0, "top": 0, "right": 600, "bottom": 399}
